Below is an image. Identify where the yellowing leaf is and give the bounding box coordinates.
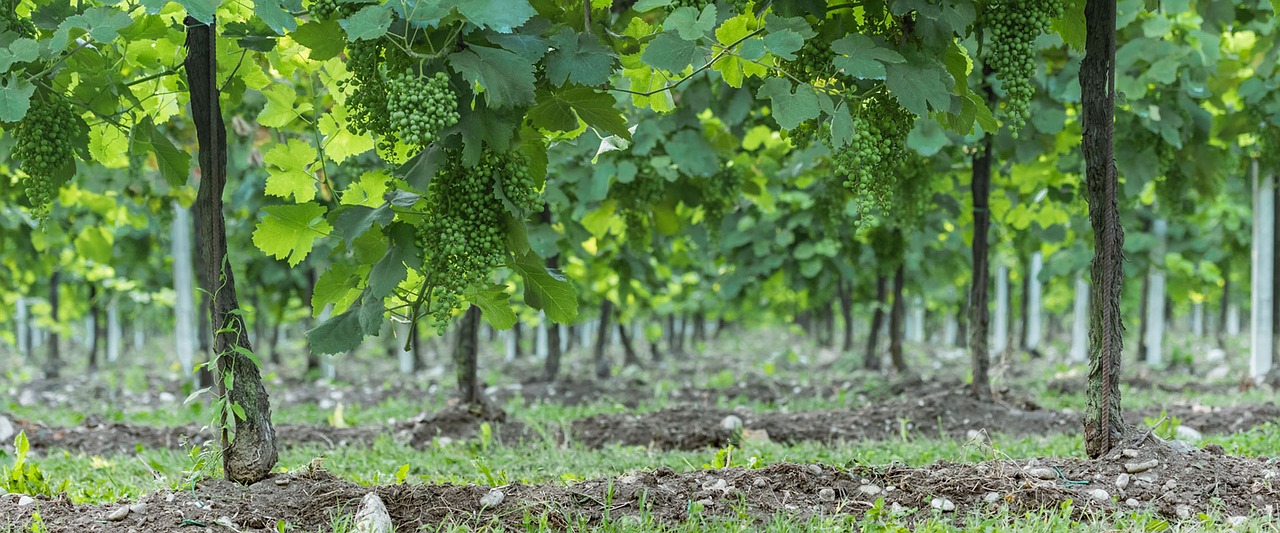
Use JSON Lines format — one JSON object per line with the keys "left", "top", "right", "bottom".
{"left": 262, "top": 140, "right": 318, "bottom": 203}
{"left": 320, "top": 106, "right": 374, "bottom": 163}
{"left": 257, "top": 84, "right": 312, "bottom": 128}
{"left": 252, "top": 203, "right": 332, "bottom": 266}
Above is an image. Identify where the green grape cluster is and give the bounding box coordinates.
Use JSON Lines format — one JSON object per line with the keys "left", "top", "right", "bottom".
{"left": 12, "top": 94, "right": 78, "bottom": 217}
{"left": 1153, "top": 141, "right": 1190, "bottom": 215}
{"left": 386, "top": 71, "right": 459, "bottom": 148}
{"left": 982, "top": 0, "right": 1064, "bottom": 132}
{"left": 701, "top": 166, "right": 742, "bottom": 227}
{"left": 309, "top": 0, "right": 358, "bottom": 20}
{"left": 728, "top": 0, "right": 754, "bottom": 15}
{"left": 833, "top": 97, "right": 913, "bottom": 220}
{"left": 786, "top": 120, "right": 824, "bottom": 148}
{"left": 669, "top": 0, "right": 713, "bottom": 10}
{"left": 415, "top": 150, "right": 541, "bottom": 333}
{"left": 867, "top": 223, "right": 905, "bottom": 269}
{"left": 892, "top": 154, "right": 932, "bottom": 229}
{"left": 612, "top": 166, "right": 665, "bottom": 247}
{"left": 784, "top": 41, "right": 834, "bottom": 84}
{"left": 0, "top": 0, "right": 35, "bottom": 37}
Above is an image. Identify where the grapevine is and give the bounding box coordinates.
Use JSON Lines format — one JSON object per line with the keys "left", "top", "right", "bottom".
{"left": 12, "top": 92, "right": 79, "bottom": 218}
{"left": 783, "top": 41, "right": 835, "bottom": 85}
{"left": 0, "top": 0, "right": 35, "bottom": 38}
{"left": 832, "top": 95, "right": 913, "bottom": 221}
{"left": 612, "top": 165, "right": 666, "bottom": 248}
{"left": 414, "top": 149, "right": 541, "bottom": 333}
{"left": 386, "top": 71, "right": 459, "bottom": 148}
{"left": 891, "top": 153, "right": 932, "bottom": 229}
{"left": 981, "top": 0, "right": 1064, "bottom": 132}
{"left": 339, "top": 39, "right": 458, "bottom": 156}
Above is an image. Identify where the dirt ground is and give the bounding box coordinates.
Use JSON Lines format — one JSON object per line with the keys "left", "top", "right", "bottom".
{"left": 2, "top": 436, "right": 1275, "bottom": 532}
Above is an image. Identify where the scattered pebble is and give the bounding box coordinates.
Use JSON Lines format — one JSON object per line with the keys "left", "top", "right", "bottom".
{"left": 129, "top": 502, "right": 148, "bottom": 514}
{"left": 618, "top": 474, "right": 641, "bottom": 485}
{"left": 1126, "top": 498, "right": 1141, "bottom": 507}
{"left": 1228, "top": 516, "right": 1248, "bottom": 527}
{"left": 1121, "top": 449, "right": 1140, "bottom": 458}
{"left": 858, "top": 485, "right": 881, "bottom": 496}
{"left": 479, "top": 489, "right": 505, "bottom": 508}
{"left": 984, "top": 492, "right": 1001, "bottom": 504}
{"left": 17, "top": 495, "right": 34, "bottom": 507}
{"left": 274, "top": 477, "right": 290, "bottom": 486}
{"left": 720, "top": 415, "right": 743, "bottom": 432}
{"left": 1088, "top": 489, "right": 1110, "bottom": 502}
{"left": 1163, "top": 480, "right": 1177, "bottom": 492}
{"left": 0, "top": 415, "right": 13, "bottom": 443}
{"left": 1135, "top": 472, "right": 1159, "bottom": 484}
{"left": 1124, "top": 459, "right": 1159, "bottom": 473}
{"left": 107, "top": 506, "right": 130, "bottom": 521}
{"left": 930, "top": 497, "right": 956, "bottom": 512}
{"left": 752, "top": 478, "right": 769, "bottom": 489}
{"left": 1115, "top": 473, "right": 1130, "bottom": 490}
{"left": 1166, "top": 439, "right": 1197, "bottom": 454}
{"left": 818, "top": 488, "right": 836, "bottom": 502}
{"left": 1176, "top": 505, "right": 1191, "bottom": 519}
{"left": 701, "top": 478, "right": 728, "bottom": 492}
{"left": 353, "top": 493, "right": 393, "bottom": 533}
{"left": 808, "top": 464, "right": 823, "bottom": 476}
{"left": 1175, "top": 425, "right": 1203, "bottom": 442}
{"left": 1028, "top": 467, "right": 1057, "bottom": 480}
{"left": 697, "top": 498, "right": 714, "bottom": 507}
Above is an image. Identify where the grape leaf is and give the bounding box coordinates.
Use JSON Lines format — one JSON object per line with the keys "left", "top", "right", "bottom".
{"left": 1053, "top": 0, "right": 1087, "bottom": 51}
{"left": 0, "top": 75, "right": 35, "bottom": 123}
{"left": 884, "top": 56, "right": 951, "bottom": 116}
{"left": 632, "top": 0, "right": 672, "bottom": 11}
{"left": 319, "top": 105, "right": 374, "bottom": 163}
{"left": 830, "top": 34, "right": 904, "bottom": 80}
{"left": 262, "top": 139, "right": 318, "bottom": 203}
{"left": 330, "top": 205, "right": 391, "bottom": 249}
{"left": 306, "top": 289, "right": 384, "bottom": 355}
{"left": 176, "top": 0, "right": 219, "bottom": 23}
{"left": 528, "top": 87, "right": 630, "bottom": 140}
{"left": 452, "top": 0, "right": 536, "bottom": 33}
{"left": 663, "top": 5, "right": 716, "bottom": 40}
{"left": 486, "top": 25, "right": 550, "bottom": 62}
{"left": 511, "top": 251, "right": 578, "bottom": 323}
{"left": 252, "top": 203, "right": 332, "bottom": 267}
{"left": 712, "top": 13, "right": 767, "bottom": 88}
{"left": 368, "top": 223, "right": 416, "bottom": 299}
{"left": 339, "top": 4, "right": 392, "bottom": 41}
{"left": 131, "top": 117, "right": 191, "bottom": 186}
{"left": 641, "top": 31, "right": 700, "bottom": 72}
{"left": 74, "top": 226, "right": 113, "bottom": 264}
{"left": 449, "top": 45, "right": 536, "bottom": 109}
{"left": 51, "top": 7, "right": 132, "bottom": 49}
{"left": 255, "top": 0, "right": 297, "bottom": 34}
{"left": 341, "top": 170, "right": 392, "bottom": 207}
{"left": 291, "top": 21, "right": 346, "bottom": 61}
{"left": 456, "top": 99, "right": 521, "bottom": 164}
{"left": 666, "top": 129, "right": 718, "bottom": 176}
{"left": 258, "top": 84, "right": 312, "bottom": 128}
{"left": 544, "top": 28, "right": 614, "bottom": 87}
{"left": 395, "top": 145, "right": 448, "bottom": 191}
{"left": 761, "top": 29, "right": 803, "bottom": 61}
{"left": 311, "top": 263, "right": 364, "bottom": 317}
{"left": 906, "top": 116, "right": 948, "bottom": 156}
{"left": 756, "top": 78, "right": 819, "bottom": 130}
{"left": 463, "top": 285, "right": 518, "bottom": 329}
{"left": 829, "top": 102, "right": 855, "bottom": 148}
{"left": 0, "top": 39, "right": 39, "bottom": 75}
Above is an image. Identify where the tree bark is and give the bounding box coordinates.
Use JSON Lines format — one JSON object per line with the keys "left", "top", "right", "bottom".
{"left": 692, "top": 312, "right": 706, "bottom": 344}
{"left": 1218, "top": 264, "right": 1230, "bottom": 348}
{"left": 1019, "top": 255, "right": 1030, "bottom": 351}
{"left": 185, "top": 19, "right": 277, "bottom": 484}
{"left": 87, "top": 283, "right": 101, "bottom": 372}
{"left": 969, "top": 118, "right": 993, "bottom": 401}
{"left": 594, "top": 299, "right": 614, "bottom": 379}
{"left": 45, "top": 272, "right": 60, "bottom": 379}
{"left": 865, "top": 275, "right": 887, "bottom": 370}
{"left": 889, "top": 264, "right": 908, "bottom": 373}
{"left": 619, "top": 322, "right": 641, "bottom": 368}
{"left": 192, "top": 210, "right": 213, "bottom": 389}
{"left": 543, "top": 320, "right": 562, "bottom": 381}
{"left": 1080, "top": 0, "right": 1127, "bottom": 459}
{"left": 452, "top": 305, "right": 491, "bottom": 413}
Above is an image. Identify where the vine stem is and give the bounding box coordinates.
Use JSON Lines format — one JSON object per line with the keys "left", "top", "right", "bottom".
{"left": 609, "top": 28, "right": 766, "bottom": 97}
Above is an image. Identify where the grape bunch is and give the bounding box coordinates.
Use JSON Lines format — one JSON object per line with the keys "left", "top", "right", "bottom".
{"left": 612, "top": 165, "right": 666, "bottom": 247}
{"left": 414, "top": 150, "right": 541, "bottom": 333}
{"left": 981, "top": 0, "right": 1064, "bottom": 132}
{"left": 832, "top": 96, "right": 914, "bottom": 220}
{"left": 309, "top": 0, "right": 360, "bottom": 20}
{"left": 1153, "top": 141, "right": 1191, "bottom": 215}
{"left": 12, "top": 93, "right": 79, "bottom": 218}
{"left": 701, "top": 166, "right": 743, "bottom": 228}
{"left": 891, "top": 153, "right": 932, "bottom": 229}
{"left": 784, "top": 41, "right": 835, "bottom": 84}
{"left": 0, "top": 0, "right": 36, "bottom": 38}
{"left": 669, "top": 0, "right": 713, "bottom": 9}
{"left": 386, "top": 71, "right": 459, "bottom": 148}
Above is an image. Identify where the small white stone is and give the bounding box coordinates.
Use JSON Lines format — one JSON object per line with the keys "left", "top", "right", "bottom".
{"left": 1121, "top": 449, "right": 1140, "bottom": 458}
{"left": 808, "top": 464, "right": 823, "bottom": 476}
{"left": 165, "top": 493, "right": 176, "bottom": 503}
{"left": 1126, "top": 498, "right": 1141, "bottom": 507}
{"left": 1135, "top": 472, "right": 1158, "bottom": 484}
{"left": 720, "top": 415, "right": 744, "bottom": 432}
{"left": 858, "top": 485, "right": 881, "bottom": 496}
{"left": 1124, "top": 459, "right": 1158, "bottom": 473}
{"left": 1227, "top": 516, "right": 1248, "bottom": 527}
{"left": 1115, "top": 473, "right": 1130, "bottom": 490}
{"left": 697, "top": 498, "right": 715, "bottom": 507}
{"left": 107, "top": 506, "right": 130, "bottom": 521}
{"left": 17, "top": 495, "right": 34, "bottom": 507}
{"left": 818, "top": 488, "right": 836, "bottom": 501}
{"left": 1176, "top": 505, "right": 1191, "bottom": 519}
{"left": 1028, "top": 467, "right": 1057, "bottom": 480}
{"left": 479, "top": 489, "right": 505, "bottom": 508}
{"left": 0, "top": 416, "right": 14, "bottom": 443}
{"left": 129, "top": 502, "right": 148, "bottom": 514}
{"left": 1088, "top": 489, "right": 1110, "bottom": 502}
{"left": 618, "top": 474, "right": 641, "bottom": 485}
{"left": 984, "top": 492, "right": 1001, "bottom": 504}
{"left": 930, "top": 497, "right": 956, "bottom": 512}
{"left": 274, "top": 477, "right": 290, "bottom": 486}
{"left": 1175, "top": 426, "right": 1203, "bottom": 442}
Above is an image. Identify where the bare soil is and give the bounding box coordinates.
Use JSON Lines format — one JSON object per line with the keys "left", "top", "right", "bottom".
{"left": 9, "top": 415, "right": 375, "bottom": 454}
{"left": 2, "top": 438, "right": 1275, "bottom": 532}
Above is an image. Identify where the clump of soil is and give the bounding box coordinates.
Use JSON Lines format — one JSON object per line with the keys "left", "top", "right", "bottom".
{"left": 2, "top": 441, "right": 1275, "bottom": 531}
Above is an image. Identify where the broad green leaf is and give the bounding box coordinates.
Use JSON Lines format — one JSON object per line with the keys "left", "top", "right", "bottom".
{"left": 449, "top": 45, "right": 536, "bottom": 109}
{"left": 712, "top": 14, "right": 767, "bottom": 87}
{"left": 291, "top": 21, "right": 346, "bottom": 61}
{"left": 756, "top": 78, "right": 819, "bottom": 130}
{"left": 666, "top": 129, "right": 718, "bottom": 176}
{"left": 653, "top": 202, "right": 680, "bottom": 235}
{"left": 0, "top": 74, "right": 34, "bottom": 122}
{"left": 89, "top": 124, "right": 130, "bottom": 168}
{"left": 132, "top": 118, "right": 191, "bottom": 186}
{"left": 884, "top": 56, "right": 951, "bottom": 116}
{"left": 394, "top": 145, "right": 447, "bottom": 191}
{"left": 831, "top": 34, "right": 904, "bottom": 80}
{"left": 177, "top": 0, "right": 219, "bottom": 23}
{"left": 1052, "top": 0, "right": 1087, "bottom": 51}
{"left": 641, "top": 31, "right": 700, "bottom": 72}
{"left": 528, "top": 87, "right": 630, "bottom": 140}
{"left": 254, "top": 0, "right": 297, "bottom": 34}
{"left": 339, "top": 4, "right": 392, "bottom": 41}
{"left": 330, "top": 205, "right": 390, "bottom": 249}
{"left": 319, "top": 106, "right": 375, "bottom": 163}
{"left": 906, "top": 117, "right": 947, "bottom": 156}
{"left": 258, "top": 84, "right": 313, "bottom": 128}
{"left": 306, "top": 292, "right": 381, "bottom": 355}
{"left": 829, "top": 103, "right": 855, "bottom": 148}
{"left": 464, "top": 285, "right": 518, "bottom": 329}
{"left": 262, "top": 139, "right": 318, "bottom": 203}
{"left": 456, "top": 100, "right": 521, "bottom": 164}
{"left": 511, "top": 252, "right": 578, "bottom": 323}
{"left": 51, "top": 7, "right": 132, "bottom": 49}
{"left": 452, "top": 0, "right": 536, "bottom": 33}
{"left": 341, "top": 170, "right": 391, "bottom": 207}
{"left": 621, "top": 56, "right": 675, "bottom": 111}
{"left": 0, "top": 39, "right": 39, "bottom": 75}
{"left": 485, "top": 19, "right": 551, "bottom": 61}
{"left": 252, "top": 203, "right": 332, "bottom": 267}
{"left": 74, "top": 226, "right": 113, "bottom": 263}
{"left": 761, "top": 30, "right": 803, "bottom": 61}
{"left": 545, "top": 28, "right": 614, "bottom": 87}
{"left": 312, "top": 263, "right": 363, "bottom": 316}
{"left": 664, "top": 5, "right": 716, "bottom": 40}
{"left": 368, "top": 223, "right": 416, "bottom": 298}
{"left": 581, "top": 200, "right": 617, "bottom": 240}
{"left": 632, "top": 0, "right": 672, "bottom": 11}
